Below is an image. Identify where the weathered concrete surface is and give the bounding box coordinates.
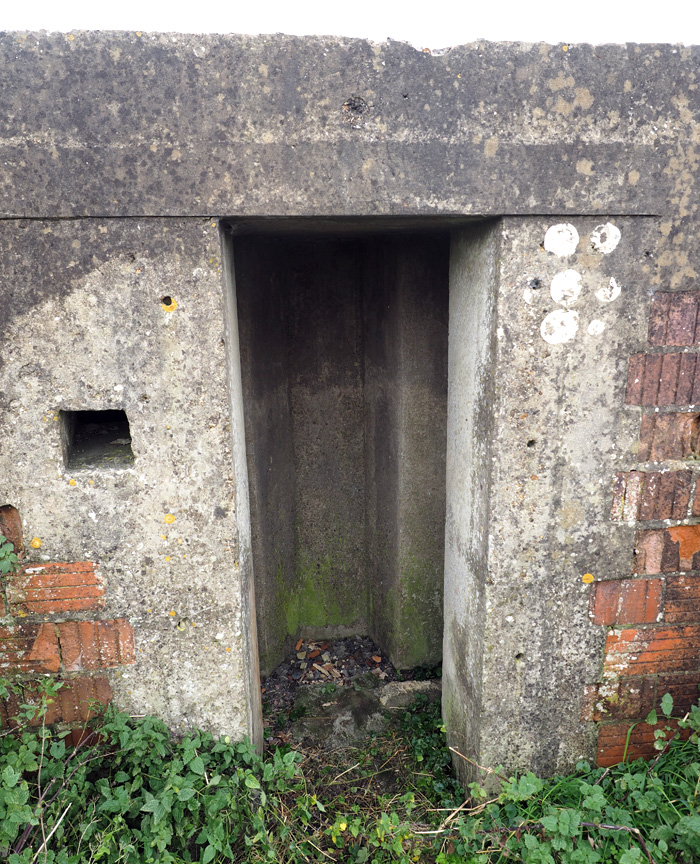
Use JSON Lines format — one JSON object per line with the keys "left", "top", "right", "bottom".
{"left": 469, "top": 216, "right": 658, "bottom": 779}
{"left": 0, "top": 33, "right": 696, "bottom": 219}
{"left": 0, "top": 218, "right": 261, "bottom": 745}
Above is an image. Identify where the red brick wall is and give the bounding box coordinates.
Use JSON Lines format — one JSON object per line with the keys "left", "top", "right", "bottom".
{"left": 0, "top": 514, "right": 134, "bottom": 731}
{"left": 586, "top": 290, "right": 700, "bottom": 766}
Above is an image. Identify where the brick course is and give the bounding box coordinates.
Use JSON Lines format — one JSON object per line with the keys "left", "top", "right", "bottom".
{"left": 8, "top": 561, "right": 104, "bottom": 615}
{"left": 611, "top": 470, "right": 693, "bottom": 521}
{"left": 0, "top": 619, "right": 134, "bottom": 675}
{"left": 664, "top": 574, "right": 700, "bottom": 623}
{"left": 590, "top": 292, "right": 700, "bottom": 767}
{"left": 0, "top": 677, "right": 113, "bottom": 727}
{"left": 603, "top": 625, "right": 700, "bottom": 677}
{"left": 626, "top": 352, "right": 700, "bottom": 406}
{"left": 597, "top": 719, "right": 687, "bottom": 767}
{"left": 638, "top": 413, "right": 700, "bottom": 462}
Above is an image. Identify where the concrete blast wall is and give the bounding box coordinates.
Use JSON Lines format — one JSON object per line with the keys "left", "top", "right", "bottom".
{"left": 1, "top": 31, "right": 700, "bottom": 778}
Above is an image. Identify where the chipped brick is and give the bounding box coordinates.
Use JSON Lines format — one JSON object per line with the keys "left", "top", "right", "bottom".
{"left": 0, "top": 505, "right": 22, "bottom": 552}
{"left": 635, "top": 526, "right": 700, "bottom": 573}
{"left": 667, "top": 524, "right": 700, "bottom": 569}
{"left": 634, "top": 529, "right": 668, "bottom": 574}
{"left": 8, "top": 561, "right": 104, "bottom": 615}
{"left": 581, "top": 677, "right": 655, "bottom": 722}
{"left": 0, "top": 622, "right": 59, "bottom": 674}
{"left": 57, "top": 619, "right": 135, "bottom": 670}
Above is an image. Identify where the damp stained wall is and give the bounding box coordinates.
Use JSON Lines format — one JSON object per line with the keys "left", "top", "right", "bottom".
{"left": 233, "top": 229, "right": 448, "bottom": 675}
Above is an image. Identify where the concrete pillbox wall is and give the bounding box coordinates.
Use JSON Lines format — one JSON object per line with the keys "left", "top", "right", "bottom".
{"left": 1, "top": 32, "right": 700, "bottom": 779}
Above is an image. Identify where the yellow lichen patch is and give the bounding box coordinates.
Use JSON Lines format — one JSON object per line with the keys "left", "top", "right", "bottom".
{"left": 68, "top": 478, "right": 77, "bottom": 486}
{"left": 161, "top": 299, "right": 178, "bottom": 312}
{"left": 164, "top": 514, "right": 175, "bottom": 524}
{"left": 169, "top": 610, "right": 177, "bottom": 616}
{"left": 165, "top": 556, "right": 171, "bottom": 562}
{"left": 30, "top": 537, "right": 41, "bottom": 549}
{"left": 582, "top": 573, "right": 595, "bottom": 584}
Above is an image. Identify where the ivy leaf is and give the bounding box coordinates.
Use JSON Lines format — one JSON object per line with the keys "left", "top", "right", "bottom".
{"left": 244, "top": 774, "right": 261, "bottom": 790}
{"left": 202, "top": 846, "right": 215, "bottom": 864}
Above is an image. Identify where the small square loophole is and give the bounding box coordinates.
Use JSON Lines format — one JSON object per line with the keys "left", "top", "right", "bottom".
{"left": 60, "top": 409, "right": 134, "bottom": 470}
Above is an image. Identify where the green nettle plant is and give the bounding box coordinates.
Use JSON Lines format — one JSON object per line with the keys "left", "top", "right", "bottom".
{"left": 0, "top": 533, "right": 19, "bottom": 576}
{"left": 0, "top": 681, "right": 697, "bottom": 863}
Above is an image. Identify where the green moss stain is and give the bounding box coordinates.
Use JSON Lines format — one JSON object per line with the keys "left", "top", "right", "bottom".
{"left": 277, "top": 533, "right": 367, "bottom": 640}
{"left": 392, "top": 551, "right": 443, "bottom": 669}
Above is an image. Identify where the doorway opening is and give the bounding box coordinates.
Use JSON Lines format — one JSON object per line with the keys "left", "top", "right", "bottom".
{"left": 229, "top": 219, "right": 455, "bottom": 677}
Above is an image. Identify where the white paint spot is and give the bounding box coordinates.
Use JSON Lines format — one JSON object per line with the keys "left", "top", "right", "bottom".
{"left": 588, "top": 319, "right": 605, "bottom": 336}
{"left": 550, "top": 269, "right": 583, "bottom": 306}
{"left": 544, "top": 223, "right": 579, "bottom": 257}
{"left": 590, "top": 222, "right": 621, "bottom": 254}
{"left": 541, "top": 309, "right": 579, "bottom": 344}
{"left": 596, "top": 277, "right": 622, "bottom": 303}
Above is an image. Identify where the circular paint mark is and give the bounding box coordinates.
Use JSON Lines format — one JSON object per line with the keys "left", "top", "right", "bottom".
{"left": 596, "top": 277, "right": 621, "bottom": 304}
{"left": 550, "top": 270, "right": 583, "bottom": 306}
{"left": 164, "top": 514, "right": 175, "bottom": 524}
{"left": 161, "top": 296, "right": 178, "bottom": 312}
{"left": 588, "top": 320, "right": 605, "bottom": 336}
{"left": 582, "top": 573, "right": 595, "bottom": 584}
{"left": 30, "top": 537, "right": 41, "bottom": 548}
{"left": 543, "top": 223, "right": 579, "bottom": 257}
{"left": 590, "top": 222, "right": 621, "bottom": 254}
{"left": 540, "top": 309, "right": 580, "bottom": 344}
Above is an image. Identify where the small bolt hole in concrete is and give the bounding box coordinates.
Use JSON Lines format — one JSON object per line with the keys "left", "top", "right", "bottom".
{"left": 527, "top": 439, "right": 536, "bottom": 448}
